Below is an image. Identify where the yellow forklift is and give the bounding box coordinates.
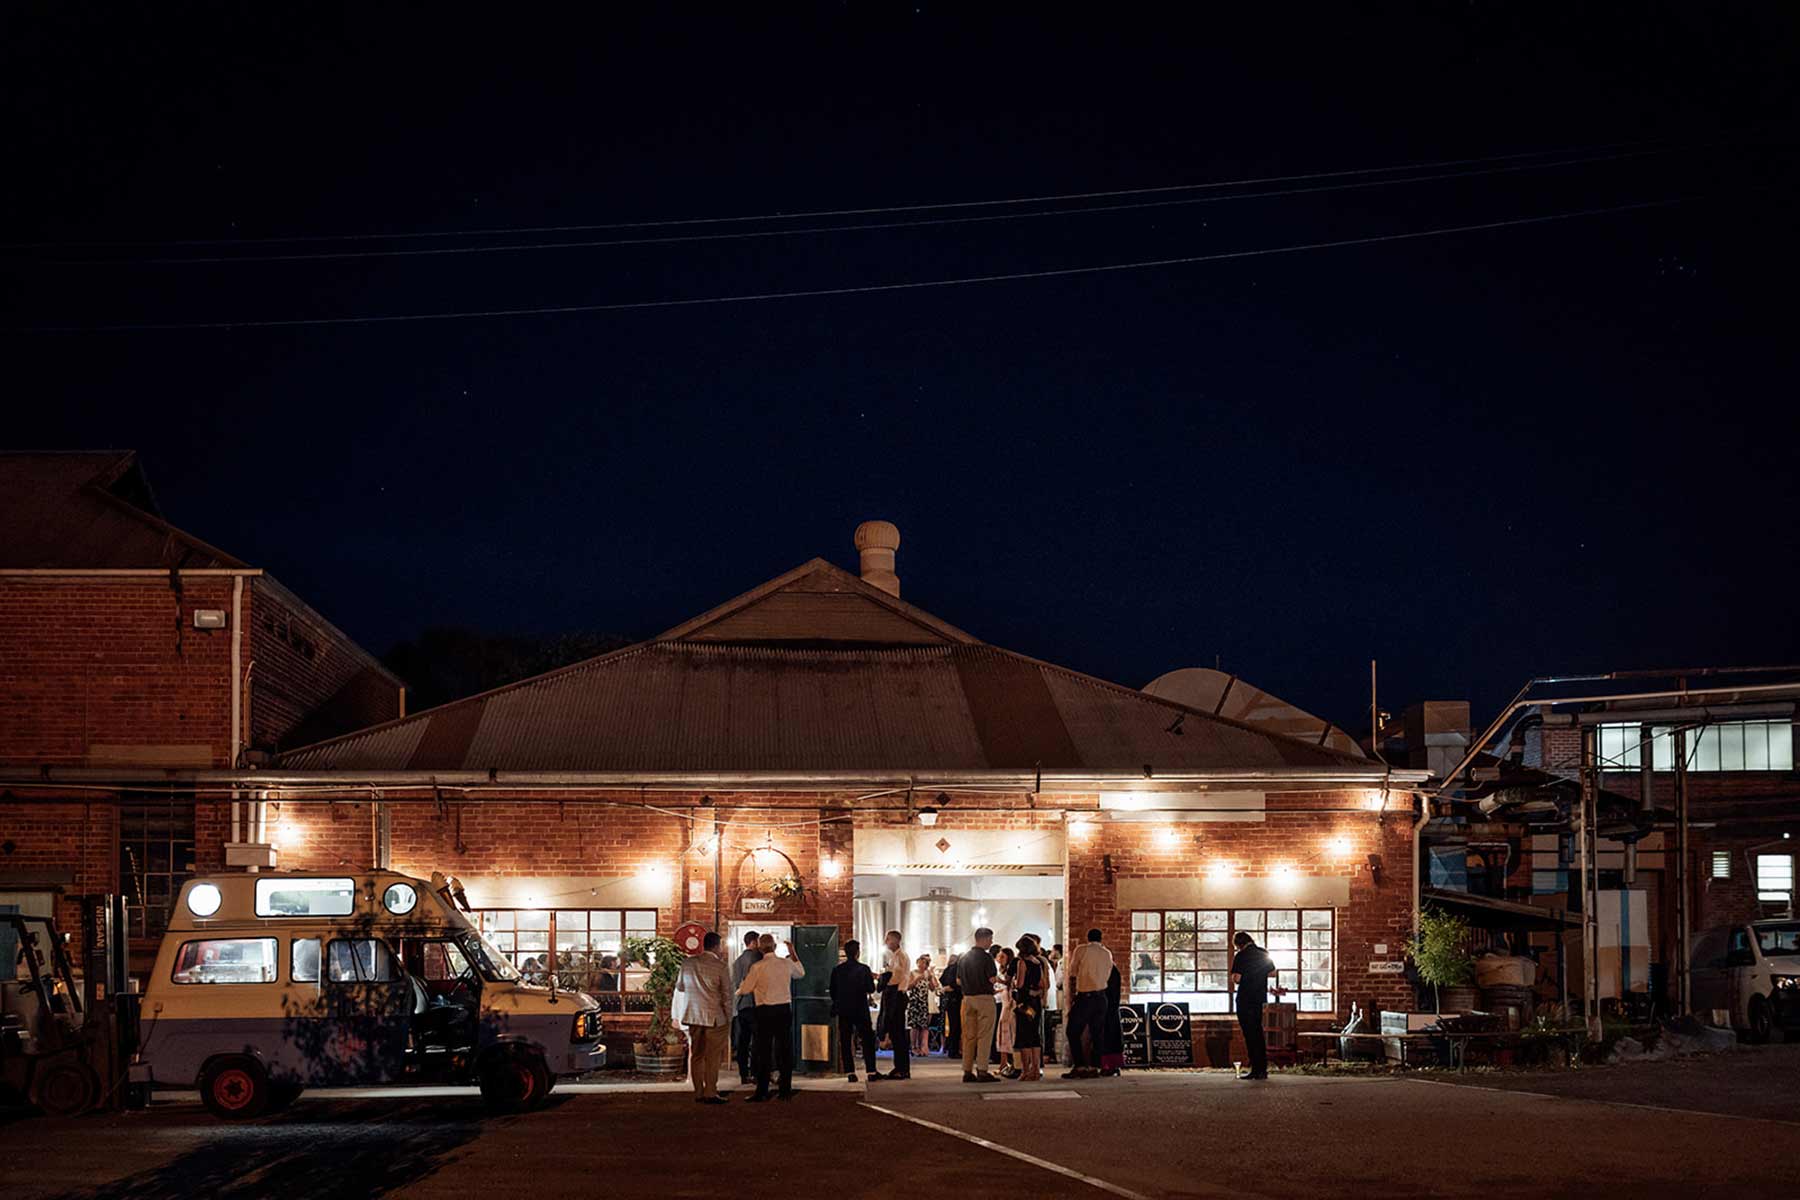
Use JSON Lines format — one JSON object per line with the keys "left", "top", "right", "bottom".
{"left": 0, "top": 896, "right": 134, "bottom": 1116}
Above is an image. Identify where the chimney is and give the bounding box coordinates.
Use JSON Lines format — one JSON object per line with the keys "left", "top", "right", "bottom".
{"left": 853, "top": 520, "right": 901, "bottom": 597}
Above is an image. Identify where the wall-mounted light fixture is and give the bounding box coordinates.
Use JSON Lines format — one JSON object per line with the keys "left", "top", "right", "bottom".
{"left": 1366, "top": 853, "right": 1385, "bottom": 885}
{"left": 820, "top": 857, "right": 843, "bottom": 879}
{"left": 1327, "top": 835, "right": 1354, "bottom": 857}
{"left": 1102, "top": 853, "right": 1115, "bottom": 884}
{"left": 915, "top": 806, "right": 940, "bottom": 827}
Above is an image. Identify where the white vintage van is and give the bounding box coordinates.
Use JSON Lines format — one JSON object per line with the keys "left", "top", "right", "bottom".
{"left": 132, "top": 870, "right": 604, "bottom": 1118}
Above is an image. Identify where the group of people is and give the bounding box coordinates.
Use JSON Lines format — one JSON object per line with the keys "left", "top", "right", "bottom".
{"left": 834, "top": 927, "right": 1060, "bottom": 1084}
{"left": 668, "top": 923, "right": 1288, "bottom": 1103}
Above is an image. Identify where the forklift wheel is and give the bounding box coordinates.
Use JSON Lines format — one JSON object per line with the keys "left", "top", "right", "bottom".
{"left": 33, "top": 1058, "right": 99, "bottom": 1117}
{"left": 200, "top": 1056, "right": 271, "bottom": 1120}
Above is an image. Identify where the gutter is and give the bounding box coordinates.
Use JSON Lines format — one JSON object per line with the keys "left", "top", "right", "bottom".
{"left": 0, "top": 766, "right": 1431, "bottom": 792}
{"left": 0, "top": 568, "right": 264, "bottom": 577}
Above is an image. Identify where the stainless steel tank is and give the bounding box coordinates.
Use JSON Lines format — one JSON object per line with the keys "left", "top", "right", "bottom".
{"left": 901, "top": 888, "right": 978, "bottom": 961}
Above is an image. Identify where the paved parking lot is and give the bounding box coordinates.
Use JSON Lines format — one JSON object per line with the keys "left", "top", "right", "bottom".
{"left": 9, "top": 1050, "right": 1798, "bottom": 1199}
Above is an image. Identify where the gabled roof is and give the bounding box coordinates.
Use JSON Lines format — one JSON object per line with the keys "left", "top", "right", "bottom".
{"left": 280, "top": 558, "right": 1374, "bottom": 776}
{"left": 658, "top": 558, "right": 976, "bottom": 646}
{"left": 0, "top": 451, "right": 245, "bottom": 569}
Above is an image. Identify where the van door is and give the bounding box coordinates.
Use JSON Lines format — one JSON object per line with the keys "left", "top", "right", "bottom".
{"left": 321, "top": 937, "right": 410, "bottom": 1083}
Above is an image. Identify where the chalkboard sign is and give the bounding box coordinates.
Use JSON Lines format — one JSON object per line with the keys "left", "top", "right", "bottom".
{"left": 1118, "top": 1002, "right": 1194, "bottom": 1068}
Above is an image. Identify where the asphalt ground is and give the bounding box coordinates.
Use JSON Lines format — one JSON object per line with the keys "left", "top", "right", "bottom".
{"left": 8, "top": 1050, "right": 1798, "bottom": 1200}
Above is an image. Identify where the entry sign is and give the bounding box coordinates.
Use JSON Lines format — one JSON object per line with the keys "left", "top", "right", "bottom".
{"left": 673, "top": 922, "right": 708, "bottom": 955}
{"left": 1120, "top": 1002, "right": 1193, "bottom": 1068}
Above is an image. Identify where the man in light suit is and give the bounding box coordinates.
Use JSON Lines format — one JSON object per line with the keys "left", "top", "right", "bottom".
{"left": 674, "top": 931, "right": 737, "bottom": 1104}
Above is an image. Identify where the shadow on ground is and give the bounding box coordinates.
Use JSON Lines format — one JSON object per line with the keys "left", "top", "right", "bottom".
{"left": 46, "top": 1096, "right": 534, "bottom": 1200}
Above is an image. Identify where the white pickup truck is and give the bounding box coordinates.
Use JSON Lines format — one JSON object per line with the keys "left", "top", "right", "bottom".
{"left": 1690, "top": 920, "right": 1800, "bottom": 1042}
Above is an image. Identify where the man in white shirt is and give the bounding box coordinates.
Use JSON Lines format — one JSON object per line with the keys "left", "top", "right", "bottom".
{"left": 735, "top": 934, "right": 805, "bottom": 1101}
{"left": 673, "top": 931, "right": 735, "bottom": 1104}
{"left": 1062, "top": 927, "right": 1115, "bottom": 1079}
{"left": 873, "top": 929, "right": 913, "bottom": 1080}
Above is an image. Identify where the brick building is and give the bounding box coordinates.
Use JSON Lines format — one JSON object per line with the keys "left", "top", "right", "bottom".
{"left": 0, "top": 451, "right": 404, "bottom": 964}
{"left": 1395, "top": 671, "right": 1800, "bottom": 1018}
{"left": 254, "top": 524, "right": 1425, "bottom": 1061}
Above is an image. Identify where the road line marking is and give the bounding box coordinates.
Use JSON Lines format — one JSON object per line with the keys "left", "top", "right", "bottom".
{"left": 979, "top": 1090, "right": 1082, "bottom": 1101}
{"left": 859, "top": 1101, "right": 1155, "bottom": 1199}
{"left": 1402, "top": 1076, "right": 1800, "bottom": 1127}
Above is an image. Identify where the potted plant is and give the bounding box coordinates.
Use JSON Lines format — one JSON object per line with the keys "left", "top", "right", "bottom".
{"left": 1412, "top": 906, "right": 1478, "bottom": 1013}
{"left": 622, "top": 934, "right": 688, "bottom": 1075}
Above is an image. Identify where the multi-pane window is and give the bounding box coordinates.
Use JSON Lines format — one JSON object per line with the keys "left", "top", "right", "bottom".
{"left": 1756, "top": 855, "right": 1794, "bottom": 906}
{"left": 1129, "top": 909, "right": 1334, "bottom": 1015}
{"left": 1597, "top": 721, "right": 1795, "bottom": 773}
{"left": 475, "top": 908, "right": 655, "bottom": 996}
{"left": 1712, "top": 850, "right": 1732, "bottom": 880}
{"left": 119, "top": 796, "right": 196, "bottom": 938}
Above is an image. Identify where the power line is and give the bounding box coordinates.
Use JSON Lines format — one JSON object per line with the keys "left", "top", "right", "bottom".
{"left": 26, "top": 192, "right": 1702, "bottom": 334}
{"left": 71, "top": 145, "right": 1695, "bottom": 266}
{"left": 5, "top": 137, "right": 1683, "bottom": 251}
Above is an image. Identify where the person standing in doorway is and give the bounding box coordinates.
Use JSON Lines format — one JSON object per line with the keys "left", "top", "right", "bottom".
{"left": 993, "top": 946, "right": 1017, "bottom": 1077}
{"left": 737, "top": 934, "right": 805, "bottom": 1101}
{"left": 939, "top": 954, "right": 962, "bottom": 1059}
{"left": 730, "top": 930, "right": 762, "bottom": 1084}
{"left": 956, "top": 928, "right": 1000, "bottom": 1083}
{"left": 1231, "top": 931, "right": 1283, "bottom": 1080}
{"left": 1063, "top": 928, "right": 1114, "bottom": 1079}
{"left": 673, "top": 931, "right": 735, "bottom": 1104}
{"left": 829, "top": 939, "right": 877, "bottom": 1083}
{"left": 906, "top": 954, "right": 938, "bottom": 1056}
{"left": 1010, "top": 936, "right": 1046, "bottom": 1081}
{"left": 873, "top": 930, "right": 914, "bottom": 1080}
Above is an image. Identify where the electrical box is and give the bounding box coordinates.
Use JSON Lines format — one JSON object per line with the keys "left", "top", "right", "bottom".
{"left": 192, "top": 609, "right": 228, "bottom": 630}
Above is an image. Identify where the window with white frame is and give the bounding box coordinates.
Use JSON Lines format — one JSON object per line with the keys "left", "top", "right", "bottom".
{"left": 1712, "top": 850, "right": 1732, "bottom": 880}
{"left": 1129, "top": 908, "right": 1334, "bottom": 1015}
{"left": 1596, "top": 720, "right": 1794, "bottom": 773}
{"left": 1756, "top": 855, "right": 1794, "bottom": 906}
{"left": 475, "top": 908, "right": 656, "bottom": 996}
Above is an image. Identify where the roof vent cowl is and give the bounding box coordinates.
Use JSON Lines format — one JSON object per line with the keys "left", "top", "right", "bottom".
{"left": 853, "top": 520, "right": 901, "bottom": 597}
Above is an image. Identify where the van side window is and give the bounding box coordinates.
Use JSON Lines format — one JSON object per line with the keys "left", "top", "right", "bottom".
{"left": 172, "top": 938, "right": 278, "bottom": 984}
{"left": 327, "top": 938, "right": 398, "bottom": 983}
{"left": 292, "top": 938, "right": 321, "bottom": 983}
{"left": 422, "top": 941, "right": 472, "bottom": 980}
{"left": 1730, "top": 928, "right": 1751, "bottom": 955}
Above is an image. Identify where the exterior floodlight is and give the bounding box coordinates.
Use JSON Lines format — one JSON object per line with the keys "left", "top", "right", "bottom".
{"left": 187, "top": 882, "right": 222, "bottom": 917}
{"left": 916, "top": 807, "right": 939, "bottom": 827}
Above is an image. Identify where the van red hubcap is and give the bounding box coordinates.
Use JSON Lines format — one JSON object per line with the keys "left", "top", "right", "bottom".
{"left": 214, "top": 1068, "right": 255, "bottom": 1110}
{"left": 513, "top": 1064, "right": 535, "bottom": 1099}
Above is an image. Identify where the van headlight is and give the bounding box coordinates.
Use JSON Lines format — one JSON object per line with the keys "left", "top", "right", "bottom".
{"left": 572, "top": 1009, "right": 603, "bottom": 1041}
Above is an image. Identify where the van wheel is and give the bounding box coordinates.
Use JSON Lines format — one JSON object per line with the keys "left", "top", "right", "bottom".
{"left": 1746, "top": 996, "right": 1774, "bottom": 1044}
{"left": 33, "top": 1057, "right": 98, "bottom": 1117}
{"left": 201, "top": 1056, "right": 271, "bottom": 1120}
{"left": 479, "top": 1049, "right": 550, "bottom": 1112}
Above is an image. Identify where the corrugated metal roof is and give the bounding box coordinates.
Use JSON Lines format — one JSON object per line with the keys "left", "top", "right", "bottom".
{"left": 0, "top": 451, "right": 243, "bottom": 569}
{"left": 282, "top": 640, "right": 1370, "bottom": 774}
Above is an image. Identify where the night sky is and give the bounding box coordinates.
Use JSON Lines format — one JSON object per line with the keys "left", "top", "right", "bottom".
{"left": 5, "top": 5, "right": 1798, "bottom": 731}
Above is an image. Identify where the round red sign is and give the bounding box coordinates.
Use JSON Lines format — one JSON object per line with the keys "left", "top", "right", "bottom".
{"left": 673, "top": 921, "right": 709, "bottom": 955}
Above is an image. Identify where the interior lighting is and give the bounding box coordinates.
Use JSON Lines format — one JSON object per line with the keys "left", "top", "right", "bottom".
{"left": 1327, "top": 835, "right": 1354, "bottom": 857}
{"left": 1069, "top": 819, "right": 1097, "bottom": 838}
{"left": 640, "top": 864, "right": 668, "bottom": 884}
{"left": 1207, "top": 860, "right": 1236, "bottom": 883}
{"left": 1158, "top": 826, "right": 1182, "bottom": 849}
{"left": 820, "top": 857, "right": 843, "bottom": 879}
{"left": 915, "top": 806, "right": 940, "bottom": 827}
{"left": 1274, "top": 864, "right": 1300, "bottom": 890}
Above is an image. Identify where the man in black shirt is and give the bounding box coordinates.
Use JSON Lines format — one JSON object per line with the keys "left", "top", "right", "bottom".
{"left": 828, "top": 940, "right": 878, "bottom": 1083}
{"left": 1230, "top": 932, "right": 1282, "bottom": 1080}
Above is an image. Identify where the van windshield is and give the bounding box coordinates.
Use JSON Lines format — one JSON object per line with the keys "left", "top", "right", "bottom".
{"left": 1756, "top": 923, "right": 1800, "bottom": 957}
{"left": 458, "top": 931, "right": 523, "bottom": 982}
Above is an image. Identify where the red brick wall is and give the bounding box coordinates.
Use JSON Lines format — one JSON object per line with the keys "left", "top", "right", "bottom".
{"left": 0, "top": 798, "right": 118, "bottom": 964}
{"left": 0, "top": 576, "right": 237, "bottom": 767}
{"left": 247, "top": 579, "right": 402, "bottom": 753}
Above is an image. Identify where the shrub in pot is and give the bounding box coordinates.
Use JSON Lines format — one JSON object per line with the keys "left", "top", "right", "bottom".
{"left": 623, "top": 934, "right": 688, "bottom": 1072}
{"left": 1411, "top": 906, "right": 1477, "bottom": 1013}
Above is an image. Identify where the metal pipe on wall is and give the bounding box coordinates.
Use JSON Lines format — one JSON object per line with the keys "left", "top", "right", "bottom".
{"left": 229, "top": 575, "right": 244, "bottom": 844}
{"left": 1674, "top": 727, "right": 1691, "bottom": 1017}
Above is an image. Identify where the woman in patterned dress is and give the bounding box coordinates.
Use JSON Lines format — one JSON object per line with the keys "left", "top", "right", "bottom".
{"left": 906, "top": 953, "right": 938, "bottom": 1055}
